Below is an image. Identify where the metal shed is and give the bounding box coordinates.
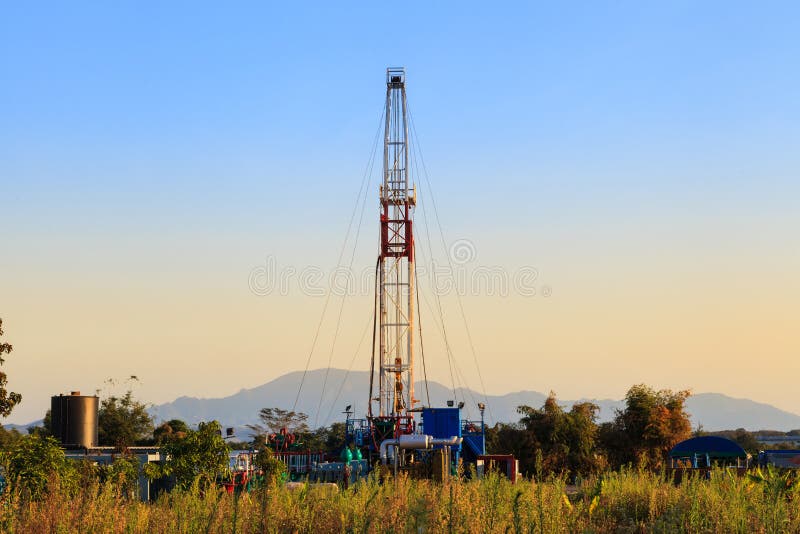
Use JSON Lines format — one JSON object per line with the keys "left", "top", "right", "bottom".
{"left": 669, "top": 436, "right": 750, "bottom": 469}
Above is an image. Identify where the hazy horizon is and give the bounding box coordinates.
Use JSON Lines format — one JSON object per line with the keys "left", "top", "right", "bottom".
{"left": 2, "top": 2, "right": 798, "bottom": 424}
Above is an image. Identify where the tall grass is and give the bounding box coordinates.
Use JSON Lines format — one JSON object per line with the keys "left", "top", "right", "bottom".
{"left": 2, "top": 468, "right": 799, "bottom": 533}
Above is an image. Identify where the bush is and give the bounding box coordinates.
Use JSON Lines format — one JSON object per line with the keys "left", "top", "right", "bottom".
{"left": 4, "top": 434, "right": 77, "bottom": 500}
{"left": 145, "top": 421, "right": 230, "bottom": 489}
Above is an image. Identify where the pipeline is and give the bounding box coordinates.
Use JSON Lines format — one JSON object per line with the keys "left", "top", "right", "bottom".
{"left": 379, "top": 434, "right": 462, "bottom": 465}
{"left": 432, "top": 436, "right": 462, "bottom": 447}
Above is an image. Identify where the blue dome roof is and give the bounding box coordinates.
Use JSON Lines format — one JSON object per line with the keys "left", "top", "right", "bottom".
{"left": 669, "top": 436, "right": 747, "bottom": 458}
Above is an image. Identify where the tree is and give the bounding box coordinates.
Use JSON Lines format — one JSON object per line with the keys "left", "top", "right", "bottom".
{"left": 252, "top": 436, "right": 286, "bottom": 485}
{"left": 97, "top": 455, "right": 140, "bottom": 499}
{"left": 146, "top": 421, "right": 230, "bottom": 489}
{"left": 0, "top": 318, "right": 22, "bottom": 417}
{"left": 0, "top": 425, "right": 23, "bottom": 448}
{"left": 98, "top": 391, "right": 154, "bottom": 447}
{"left": 301, "top": 422, "right": 347, "bottom": 454}
{"left": 6, "top": 434, "right": 78, "bottom": 499}
{"left": 247, "top": 407, "right": 309, "bottom": 437}
{"left": 486, "top": 422, "right": 538, "bottom": 475}
{"left": 599, "top": 384, "right": 691, "bottom": 469}
{"left": 153, "top": 419, "right": 189, "bottom": 444}
{"left": 515, "top": 393, "right": 602, "bottom": 478}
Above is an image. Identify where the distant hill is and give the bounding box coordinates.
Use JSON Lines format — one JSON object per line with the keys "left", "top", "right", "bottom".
{"left": 147, "top": 369, "right": 800, "bottom": 434}
{"left": 8, "top": 370, "right": 800, "bottom": 435}
{"left": 3, "top": 420, "right": 43, "bottom": 434}
{"left": 685, "top": 393, "right": 800, "bottom": 432}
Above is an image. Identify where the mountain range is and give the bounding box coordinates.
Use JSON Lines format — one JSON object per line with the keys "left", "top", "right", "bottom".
{"left": 7, "top": 369, "right": 800, "bottom": 436}
{"left": 147, "top": 369, "right": 800, "bottom": 435}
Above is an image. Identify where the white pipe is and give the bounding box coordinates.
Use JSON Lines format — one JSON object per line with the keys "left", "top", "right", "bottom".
{"left": 431, "top": 436, "right": 462, "bottom": 447}
{"left": 380, "top": 435, "right": 461, "bottom": 464}
{"left": 398, "top": 434, "right": 432, "bottom": 449}
{"left": 379, "top": 439, "right": 399, "bottom": 465}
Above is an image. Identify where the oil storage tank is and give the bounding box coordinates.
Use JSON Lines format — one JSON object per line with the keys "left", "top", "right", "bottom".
{"left": 51, "top": 391, "right": 99, "bottom": 449}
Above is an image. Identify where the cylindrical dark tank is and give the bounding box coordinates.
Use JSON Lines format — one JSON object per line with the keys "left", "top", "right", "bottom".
{"left": 51, "top": 391, "right": 99, "bottom": 449}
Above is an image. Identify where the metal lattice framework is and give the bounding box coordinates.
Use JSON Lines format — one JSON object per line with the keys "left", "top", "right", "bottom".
{"left": 372, "top": 68, "right": 417, "bottom": 420}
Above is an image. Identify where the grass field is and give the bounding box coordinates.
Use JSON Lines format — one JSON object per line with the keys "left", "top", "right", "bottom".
{"left": 2, "top": 467, "right": 799, "bottom": 533}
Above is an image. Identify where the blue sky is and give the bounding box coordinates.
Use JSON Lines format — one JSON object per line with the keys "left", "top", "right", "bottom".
{"left": 3, "top": 2, "right": 798, "bottom": 215}
{"left": 1, "top": 2, "right": 799, "bottom": 424}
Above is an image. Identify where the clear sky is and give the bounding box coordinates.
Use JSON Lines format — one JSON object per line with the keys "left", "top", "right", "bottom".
{"left": 2, "top": 2, "right": 798, "bottom": 424}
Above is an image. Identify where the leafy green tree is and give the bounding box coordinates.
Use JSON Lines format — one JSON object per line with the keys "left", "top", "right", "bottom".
{"left": 516, "top": 393, "right": 602, "bottom": 477}
{"left": 5, "top": 434, "right": 77, "bottom": 499}
{"left": 0, "top": 425, "right": 23, "bottom": 448}
{"left": 98, "top": 455, "right": 141, "bottom": 499}
{"left": 145, "top": 421, "right": 230, "bottom": 489}
{"left": 302, "top": 422, "right": 347, "bottom": 454}
{"left": 98, "top": 391, "right": 154, "bottom": 447}
{"left": 486, "top": 422, "right": 538, "bottom": 474}
{"left": 599, "top": 384, "right": 691, "bottom": 469}
{"left": 153, "top": 419, "right": 190, "bottom": 444}
{"left": 0, "top": 318, "right": 22, "bottom": 417}
{"left": 252, "top": 436, "right": 286, "bottom": 485}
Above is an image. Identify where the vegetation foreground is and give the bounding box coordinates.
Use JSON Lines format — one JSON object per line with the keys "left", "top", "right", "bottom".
{"left": 2, "top": 468, "right": 800, "bottom": 534}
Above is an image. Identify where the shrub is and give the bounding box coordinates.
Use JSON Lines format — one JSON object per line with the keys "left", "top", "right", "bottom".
{"left": 4, "top": 434, "right": 77, "bottom": 500}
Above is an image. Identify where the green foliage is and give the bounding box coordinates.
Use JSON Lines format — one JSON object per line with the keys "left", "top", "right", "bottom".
{"left": 485, "top": 421, "right": 538, "bottom": 472}
{"left": 516, "top": 394, "right": 603, "bottom": 478}
{"left": 27, "top": 409, "right": 52, "bottom": 438}
{"left": 488, "top": 384, "right": 692, "bottom": 476}
{"left": 98, "top": 390, "right": 154, "bottom": 448}
{"left": 98, "top": 455, "right": 141, "bottom": 499}
{"left": 301, "top": 421, "right": 347, "bottom": 453}
{"left": 0, "top": 318, "right": 22, "bottom": 418}
{"left": 0, "top": 426, "right": 23, "bottom": 449}
{"left": 146, "top": 421, "right": 230, "bottom": 489}
{"left": 747, "top": 464, "right": 799, "bottom": 495}
{"left": 599, "top": 384, "right": 692, "bottom": 469}
{"left": 488, "top": 392, "right": 602, "bottom": 478}
{"left": 4, "top": 434, "right": 77, "bottom": 500}
{"left": 252, "top": 439, "right": 285, "bottom": 484}
{"left": 153, "top": 418, "right": 190, "bottom": 444}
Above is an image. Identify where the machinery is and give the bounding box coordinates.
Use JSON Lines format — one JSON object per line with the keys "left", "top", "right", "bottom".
{"left": 343, "top": 68, "right": 487, "bottom": 477}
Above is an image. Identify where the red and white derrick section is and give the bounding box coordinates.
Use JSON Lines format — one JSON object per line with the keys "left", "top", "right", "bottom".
{"left": 371, "top": 68, "right": 417, "bottom": 435}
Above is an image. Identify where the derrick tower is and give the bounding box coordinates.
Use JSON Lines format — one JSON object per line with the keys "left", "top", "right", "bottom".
{"left": 371, "top": 68, "right": 417, "bottom": 426}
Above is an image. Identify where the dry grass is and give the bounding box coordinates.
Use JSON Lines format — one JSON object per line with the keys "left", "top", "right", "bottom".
{"left": 2, "top": 468, "right": 799, "bottom": 533}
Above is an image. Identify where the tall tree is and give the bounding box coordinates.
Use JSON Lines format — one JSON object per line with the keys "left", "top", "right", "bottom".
{"left": 98, "top": 391, "right": 154, "bottom": 447}
{"left": 599, "top": 384, "right": 691, "bottom": 469}
{"left": 0, "top": 318, "right": 22, "bottom": 417}
{"left": 153, "top": 419, "right": 189, "bottom": 444}
{"left": 247, "top": 408, "right": 309, "bottom": 436}
{"left": 485, "top": 422, "right": 538, "bottom": 475}
{"left": 302, "top": 422, "right": 347, "bottom": 454}
{"left": 0, "top": 425, "right": 23, "bottom": 448}
{"left": 145, "top": 421, "right": 230, "bottom": 489}
{"left": 6, "top": 434, "right": 78, "bottom": 500}
{"left": 516, "top": 393, "right": 602, "bottom": 477}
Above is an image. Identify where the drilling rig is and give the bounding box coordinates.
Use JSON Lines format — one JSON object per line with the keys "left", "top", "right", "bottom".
{"left": 336, "top": 68, "right": 493, "bottom": 479}
{"left": 369, "top": 67, "right": 417, "bottom": 435}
